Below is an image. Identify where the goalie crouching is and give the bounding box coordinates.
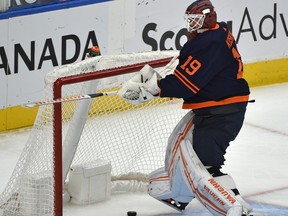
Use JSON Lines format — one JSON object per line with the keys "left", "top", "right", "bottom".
{"left": 118, "top": 0, "right": 253, "bottom": 215}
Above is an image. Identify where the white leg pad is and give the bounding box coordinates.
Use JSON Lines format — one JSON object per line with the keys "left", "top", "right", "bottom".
{"left": 179, "top": 139, "right": 243, "bottom": 216}
{"left": 215, "top": 175, "right": 253, "bottom": 215}
{"left": 148, "top": 165, "right": 194, "bottom": 203}
{"left": 151, "top": 110, "right": 247, "bottom": 215}
{"left": 148, "top": 111, "right": 196, "bottom": 206}
{"left": 148, "top": 167, "right": 170, "bottom": 200}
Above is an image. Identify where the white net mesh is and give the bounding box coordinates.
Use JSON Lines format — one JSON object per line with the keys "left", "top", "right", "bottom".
{"left": 0, "top": 51, "right": 189, "bottom": 216}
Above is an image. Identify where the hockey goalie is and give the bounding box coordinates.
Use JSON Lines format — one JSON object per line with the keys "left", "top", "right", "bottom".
{"left": 118, "top": 0, "right": 254, "bottom": 215}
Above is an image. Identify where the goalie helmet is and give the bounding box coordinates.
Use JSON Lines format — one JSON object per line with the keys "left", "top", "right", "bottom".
{"left": 184, "top": 0, "right": 217, "bottom": 38}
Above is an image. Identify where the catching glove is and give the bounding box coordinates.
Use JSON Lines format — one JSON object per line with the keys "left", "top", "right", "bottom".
{"left": 118, "top": 64, "right": 161, "bottom": 105}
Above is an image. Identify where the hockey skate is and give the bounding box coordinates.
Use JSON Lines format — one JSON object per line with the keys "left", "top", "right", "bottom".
{"left": 160, "top": 198, "right": 189, "bottom": 212}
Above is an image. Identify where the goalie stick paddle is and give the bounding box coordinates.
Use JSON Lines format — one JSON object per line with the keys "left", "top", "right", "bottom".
{"left": 23, "top": 91, "right": 118, "bottom": 108}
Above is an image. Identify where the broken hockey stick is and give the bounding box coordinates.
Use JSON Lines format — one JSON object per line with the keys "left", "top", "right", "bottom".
{"left": 23, "top": 91, "right": 118, "bottom": 108}
{"left": 23, "top": 55, "right": 179, "bottom": 108}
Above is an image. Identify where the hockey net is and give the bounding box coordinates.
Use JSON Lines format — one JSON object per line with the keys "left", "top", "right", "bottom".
{"left": 0, "top": 50, "right": 189, "bottom": 216}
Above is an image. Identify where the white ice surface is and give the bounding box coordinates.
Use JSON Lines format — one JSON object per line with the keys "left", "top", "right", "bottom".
{"left": 1, "top": 83, "right": 288, "bottom": 216}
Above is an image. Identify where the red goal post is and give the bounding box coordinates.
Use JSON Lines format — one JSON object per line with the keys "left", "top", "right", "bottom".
{"left": 0, "top": 50, "right": 189, "bottom": 216}
{"left": 53, "top": 57, "right": 176, "bottom": 215}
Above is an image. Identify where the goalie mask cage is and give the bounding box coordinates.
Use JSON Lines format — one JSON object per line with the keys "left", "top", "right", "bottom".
{"left": 0, "top": 51, "right": 189, "bottom": 216}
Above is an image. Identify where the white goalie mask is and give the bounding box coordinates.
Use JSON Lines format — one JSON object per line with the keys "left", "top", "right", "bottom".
{"left": 184, "top": 0, "right": 217, "bottom": 35}
{"left": 184, "top": 14, "right": 206, "bottom": 32}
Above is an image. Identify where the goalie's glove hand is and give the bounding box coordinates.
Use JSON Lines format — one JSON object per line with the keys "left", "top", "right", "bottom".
{"left": 118, "top": 64, "right": 161, "bottom": 105}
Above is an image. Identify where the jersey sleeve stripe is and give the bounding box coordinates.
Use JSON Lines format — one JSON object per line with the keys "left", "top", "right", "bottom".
{"left": 182, "top": 95, "right": 249, "bottom": 109}
{"left": 174, "top": 69, "right": 200, "bottom": 94}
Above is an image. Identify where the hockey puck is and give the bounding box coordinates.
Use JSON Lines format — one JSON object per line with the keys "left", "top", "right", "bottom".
{"left": 127, "top": 211, "right": 137, "bottom": 216}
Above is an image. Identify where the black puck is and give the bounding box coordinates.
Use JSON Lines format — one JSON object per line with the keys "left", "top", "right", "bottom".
{"left": 127, "top": 211, "right": 137, "bottom": 216}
